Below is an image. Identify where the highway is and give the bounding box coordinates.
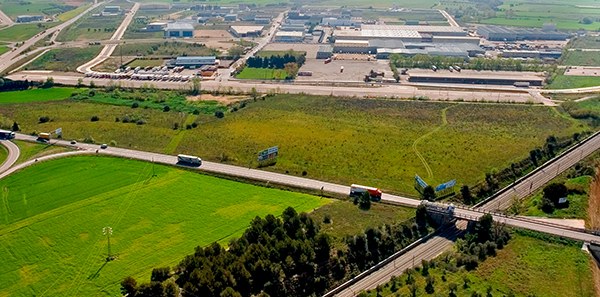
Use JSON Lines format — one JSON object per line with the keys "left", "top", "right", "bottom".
{"left": 0, "top": 8, "right": 14, "bottom": 27}
{"left": 0, "top": 140, "right": 19, "bottom": 174}
{"left": 439, "top": 10, "right": 459, "bottom": 27}
{"left": 76, "top": 2, "right": 140, "bottom": 73}
{"left": 0, "top": 1, "right": 105, "bottom": 74}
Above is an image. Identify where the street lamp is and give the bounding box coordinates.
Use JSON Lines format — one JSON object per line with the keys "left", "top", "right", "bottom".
{"left": 103, "top": 226, "right": 113, "bottom": 261}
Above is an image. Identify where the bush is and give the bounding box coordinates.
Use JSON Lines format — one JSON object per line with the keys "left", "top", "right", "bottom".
{"left": 89, "top": 90, "right": 95, "bottom": 97}
{"left": 543, "top": 182, "right": 568, "bottom": 205}
{"left": 151, "top": 267, "right": 170, "bottom": 282}
{"left": 186, "top": 124, "right": 192, "bottom": 130}
{"left": 539, "top": 197, "right": 555, "bottom": 213}
{"left": 83, "top": 137, "right": 95, "bottom": 144}
{"left": 323, "top": 214, "right": 331, "bottom": 224}
{"left": 191, "top": 122, "right": 198, "bottom": 128}
{"left": 173, "top": 123, "right": 179, "bottom": 130}
{"left": 215, "top": 110, "right": 224, "bottom": 118}
{"left": 91, "top": 116, "right": 99, "bottom": 122}
{"left": 193, "top": 109, "right": 200, "bottom": 115}
{"left": 136, "top": 119, "right": 146, "bottom": 125}
{"left": 132, "top": 102, "right": 139, "bottom": 108}
{"left": 122, "top": 117, "right": 130, "bottom": 123}
{"left": 109, "top": 140, "right": 117, "bottom": 147}
{"left": 39, "top": 116, "right": 50, "bottom": 123}
{"left": 163, "top": 105, "right": 170, "bottom": 112}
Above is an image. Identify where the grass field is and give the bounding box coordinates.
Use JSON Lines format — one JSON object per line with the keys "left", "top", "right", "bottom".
{"left": 0, "top": 88, "right": 76, "bottom": 104}
{"left": 0, "top": 156, "right": 328, "bottom": 296}
{"left": 56, "top": 14, "right": 124, "bottom": 42}
{"left": 0, "top": 23, "right": 55, "bottom": 42}
{"left": 25, "top": 47, "right": 101, "bottom": 72}
{"left": 126, "top": 58, "right": 165, "bottom": 68}
{"left": 522, "top": 176, "right": 591, "bottom": 219}
{"left": 56, "top": 4, "right": 90, "bottom": 21}
{"left": 112, "top": 42, "right": 217, "bottom": 57}
{"left": 569, "top": 36, "right": 600, "bottom": 49}
{"left": 13, "top": 140, "right": 73, "bottom": 164}
{"left": 0, "top": 143, "right": 7, "bottom": 166}
{"left": 363, "top": 232, "right": 594, "bottom": 297}
{"left": 236, "top": 67, "right": 288, "bottom": 79}
{"left": 0, "top": 46, "right": 8, "bottom": 55}
{"left": 562, "top": 51, "right": 600, "bottom": 66}
{"left": 0, "top": 95, "right": 583, "bottom": 196}
{"left": 548, "top": 74, "right": 600, "bottom": 89}
{"left": 257, "top": 50, "right": 307, "bottom": 57}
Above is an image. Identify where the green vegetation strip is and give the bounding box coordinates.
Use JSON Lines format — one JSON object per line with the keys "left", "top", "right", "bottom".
{"left": 0, "top": 88, "right": 76, "bottom": 104}
{"left": 0, "top": 156, "right": 328, "bottom": 296}
{"left": 236, "top": 67, "right": 288, "bottom": 79}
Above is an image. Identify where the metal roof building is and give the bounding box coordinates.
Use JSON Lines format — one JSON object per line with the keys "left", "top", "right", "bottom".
{"left": 174, "top": 56, "right": 216, "bottom": 69}
{"left": 477, "top": 25, "right": 572, "bottom": 41}
{"left": 165, "top": 22, "right": 194, "bottom": 38}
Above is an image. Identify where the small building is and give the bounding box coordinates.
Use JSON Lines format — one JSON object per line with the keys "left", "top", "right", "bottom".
{"left": 224, "top": 14, "right": 238, "bottom": 21}
{"left": 174, "top": 56, "right": 217, "bottom": 69}
{"left": 16, "top": 15, "right": 43, "bottom": 23}
{"left": 165, "top": 22, "right": 195, "bottom": 38}
{"left": 274, "top": 31, "right": 304, "bottom": 42}
{"left": 404, "top": 20, "right": 420, "bottom": 25}
{"left": 104, "top": 6, "right": 121, "bottom": 13}
{"left": 255, "top": 17, "right": 271, "bottom": 24}
{"left": 230, "top": 25, "right": 263, "bottom": 38}
{"left": 316, "top": 45, "right": 333, "bottom": 59}
{"left": 146, "top": 22, "right": 167, "bottom": 32}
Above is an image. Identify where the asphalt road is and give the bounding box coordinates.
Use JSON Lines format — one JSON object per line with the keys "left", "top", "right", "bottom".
{"left": 0, "top": 8, "right": 14, "bottom": 27}
{"left": 77, "top": 2, "right": 140, "bottom": 73}
{"left": 439, "top": 10, "right": 459, "bottom": 27}
{"left": 0, "top": 1, "right": 105, "bottom": 74}
{"left": 0, "top": 140, "right": 19, "bottom": 173}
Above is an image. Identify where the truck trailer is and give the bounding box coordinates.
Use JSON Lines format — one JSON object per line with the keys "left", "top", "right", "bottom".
{"left": 350, "top": 184, "right": 382, "bottom": 201}
{"left": 0, "top": 129, "right": 15, "bottom": 139}
{"left": 38, "top": 133, "right": 50, "bottom": 142}
{"left": 177, "top": 154, "right": 202, "bottom": 166}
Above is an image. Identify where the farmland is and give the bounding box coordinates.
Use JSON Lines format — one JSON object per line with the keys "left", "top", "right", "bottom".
{"left": 112, "top": 42, "right": 218, "bottom": 57}
{"left": 56, "top": 4, "right": 90, "bottom": 21}
{"left": 361, "top": 231, "right": 594, "bottom": 297}
{"left": 25, "top": 47, "right": 102, "bottom": 72}
{"left": 13, "top": 139, "right": 73, "bottom": 164}
{"left": 0, "top": 144, "right": 6, "bottom": 165}
{"left": 0, "top": 94, "right": 584, "bottom": 196}
{"left": 561, "top": 51, "right": 600, "bottom": 66}
{"left": 0, "top": 23, "right": 55, "bottom": 42}
{"left": 548, "top": 74, "right": 600, "bottom": 89}
{"left": 0, "top": 156, "right": 328, "bottom": 296}
{"left": 0, "top": 88, "right": 76, "bottom": 103}
{"left": 236, "top": 67, "right": 288, "bottom": 79}
{"left": 56, "top": 14, "right": 124, "bottom": 42}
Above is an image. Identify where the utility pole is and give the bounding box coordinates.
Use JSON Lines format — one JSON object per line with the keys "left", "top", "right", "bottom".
{"left": 103, "top": 226, "right": 113, "bottom": 261}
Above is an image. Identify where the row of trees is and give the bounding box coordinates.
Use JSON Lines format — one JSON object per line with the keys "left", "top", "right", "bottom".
{"left": 246, "top": 51, "right": 306, "bottom": 69}
{"left": 122, "top": 206, "right": 434, "bottom": 297}
{"left": 0, "top": 78, "right": 31, "bottom": 92}
{"left": 389, "top": 54, "right": 549, "bottom": 72}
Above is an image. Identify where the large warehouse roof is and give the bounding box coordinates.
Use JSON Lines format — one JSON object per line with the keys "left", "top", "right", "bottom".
{"left": 166, "top": 22, "right": 194, "bottom": 30}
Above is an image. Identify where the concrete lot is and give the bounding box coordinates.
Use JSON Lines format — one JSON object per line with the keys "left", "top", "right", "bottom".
{"left": 297, "top": 58, "right": 392, "bottom": 82}
{"left": 262, "top": 43, "right": 321, "bottom": 58}
{"left": 564, "top": 66, "right": 600, "bottom": 76}
{"left": 406, "top": 68, "right": 546, "bottom": 80}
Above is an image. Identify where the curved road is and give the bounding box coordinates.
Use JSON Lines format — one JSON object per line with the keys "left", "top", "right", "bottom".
{"left": 0, "top": 140, "right": 19, "bottom": 173}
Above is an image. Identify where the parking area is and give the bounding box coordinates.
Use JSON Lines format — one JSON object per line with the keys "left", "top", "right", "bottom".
{"left": 296, "top": 58, "right": 393, "bottom": 82}
{"left": 564, "top": 66, "right": 600, "bottom": 77}
{"left": 262, "top": 43, "right": 321, "bottom": 58}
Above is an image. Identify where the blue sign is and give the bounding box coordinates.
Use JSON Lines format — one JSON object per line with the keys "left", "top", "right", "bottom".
{"left": 258, "top": 146, "right": 278, "bottom": 162}
{"left": 436, "top": 180, "right": 456, "bottom": 192}
{"left": 415, "top": 174, "right": 428, "bottom": 188}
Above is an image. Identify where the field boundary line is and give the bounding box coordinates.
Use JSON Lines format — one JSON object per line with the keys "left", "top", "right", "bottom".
{"left": 412, "top": 106, "right": 452, "bottom": 179}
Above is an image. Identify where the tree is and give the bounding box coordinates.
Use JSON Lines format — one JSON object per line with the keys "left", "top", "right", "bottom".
{"left": 283, "top": 62, "right": 299, "bottom": 79}
{"left": 12, "top": 122, "right": 19, "bottom": 132}
{"left": 163, "top": 282, "right": 179, "bottom": 297}
{"left": 354, "top": 191, "right": 371, "bottom": 210}
{"left": 220, "top": 287, "right": 242, "bottom": 297}
{"left": 215, "top": 110, "right": 224, "bottom": 118}
{"left": 135, "top": 281, "right": 163, "bottom": 297}
{"left": 189, "top": 77, "right": 201, "bottom": 96}
{"left": 582, "top": 17, "right": 593, "bottom": 24}
{"left": 449, "top": 283, "right": 458, "bottom": 297}
{"left": 539, "top": 196, "right": 555, "bottom": 213}
{"left": 461, "top": 185, "right": 472, "bottom": 204}
{"left": 409, "top": 283, "right": 418, "bottom": 297}
{"left": 229, "top": 46, "right": 245, "bottom": 60}
{"left": 422, "top": 185, "right": 436, "bottom": 201}
{"left": 120, "top": 277, "right": 138, "bottom": 296}
{"left": 163, "top": 105, "right": 170, "bottom": 112}
{"left": 425, "top": 275, "right": 435, "bottom": 294}
{"left": 543, "top": 182, "right": 567, "bottom": 205}
{"left": 42, "top": 77, "right": 54, "bottom": 88}
{"left": 151, "top": 267, "right": 170, "bottom": 282}
{"left": 90, "top": 80, "right": 95, "bottom": 88}
{"left": 475, "top": 214, "right": 493, "bottom": 243}
{"left": 250, "top": 87, "right": 260, "bottom": 100}
{"left": 76, "top": 78, "right": 83, "bottom": 88}
{"left": 416, "top": 204, "right": 428, "bottom": 228}
{"left": 91, "top": 116, "right": 99, "bottom": 122}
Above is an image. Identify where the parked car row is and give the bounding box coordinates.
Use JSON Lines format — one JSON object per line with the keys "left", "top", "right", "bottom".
{"left": 84, "top": 71, "right": 196, "bottom": 82}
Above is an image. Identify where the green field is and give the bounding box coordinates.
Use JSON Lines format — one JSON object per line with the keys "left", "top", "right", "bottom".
{"left": 236, "top": 67, "right": 288, "bottom": 79}
{"left": 25, "top": 47, "right": 101, "bottom": 72}
{"left": 257, "top": 50, "right": 307, "bottom": 57}
{"left": 0, "top": 22, "right": 56, "bottom": 42}
{"left": 362, "top": 232, "right": 593, "bottom": 297}
{"left": 0, "top": 143, "right": 7, "bottom": 166}
{"left": 126, "top": 58, "right": 165, "bottom": 68}
{"left": 0, "top": 156, "right": 328, "bottom": 296}
{"left": 0, "top": 46, "right": 8, "bottom": 54}
{"left": 522, "top": 176, "right": 591, "bottom": 219}
{"left": 562, "top": 51, "right": 600, "bottom": 66}
{"left": 13, "top": 140, "right": 73, "bottom": 164}
{"left": 0, "top": 95, "right": 584, "bottom": 196}
{"left": 548, "top": 74, "right": 600, "bottom": 89}
{"left": 0, "top": 88, "right": 76, "bottom": 103}
{"left": 56, "top": 14, "right": 124, "bottom": 42}
{"left": 56, "top": 4, "right": 90, "bottom": 21}
{"left": 112, "top": 42, "right": 218, "bottom": 57}
{"left": 569, "top": 36, "right": 600, "bottom": 49}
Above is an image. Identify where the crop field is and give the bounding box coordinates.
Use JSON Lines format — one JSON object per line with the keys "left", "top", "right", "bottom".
{"left": 236, "top": 67, "right": 288, "bottom": 79}
{"left": 569, "top": 36, "right": 600, "bottom": 49}
{"left": 362, "top": 232, "right": 593, "bottom": 297}
{"left": 548, "top": 74, "right": 600, "bottom": 89}
{"left": 0, "top": 22, "right": 55, "bottom": 42}
{"left": 0, "top": 88, "right": 76, "bottom": 103}
{"left": 0, "top": 156, "right": 328, "bottom": 296}
{"left": 0, "top": 94, "right": 583, "bottom": 195}
{"left": 126, "top": 58, "right": 165, "bottom": 68}
{"left": 112, "top": 42, "right": 217, "bottom": 57}
{"left": 56, "top": 3, "right": 90, "bottom": 21}
{"left": 561, "top": 51, "right": 600, "bottom": 66}
{"left": 56, "top": 14, "right": 124, "bottom": 42}
{"left": 25, "top": 47, "right": 101, "bottom": 72}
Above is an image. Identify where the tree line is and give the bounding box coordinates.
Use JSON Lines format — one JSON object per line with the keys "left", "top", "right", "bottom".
{"left": 389, "top": 54, "right": 549, "bottom": 73}
{"left": 121, "top": 206, "right": 434, "bottom": 297}
{"left": 246, "top": 52, "right": 306, "bottom": 69}
{"left": 0, "top": 78, "right": 31, "bottom": 92}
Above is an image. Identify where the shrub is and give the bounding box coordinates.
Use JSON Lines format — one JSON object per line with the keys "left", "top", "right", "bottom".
{"left": 136, "top": 119, "right": 146, "bottom": 125}
{"left": 39, "top": 116, "right": 50, "bottom": 123}
{"left": 186, "top": 124, "right": 192, "bottom": 130}
{"left": 109, "top": 140, "right": 117, "bottom": 147}
{"left": 151, "top": 267, "right": 170, "bottom": 282}
{"left": 163, "top": 105, "right": 170, "bottom": 112}
{"left": 91, "top": 116, "right": 99, "bottom": 122}
{"left": 132, "top": 102, "right": 139, "bottom": 108}
{"left": 83, "top": 137, "right": 95, "bottom": 144}
{"left": 173, "top": 123, "right": 179, "bottom": 130}
{"left": 323, "top": 214, "right": 331, "bottom": 224}
{"left": 122, "top": 117, "right": 130, "bottom": 123}
{"left": 89, "top": 90, "right": 95, "bottom": 96}
{"left": 215, "top": 110, "right": 224, "bottom": 118}
{"left": 193, "top": 109, "right": 200, "bottom": 115}
{"left": 539, "top": 197, "right": 555, "bottom": 213}
{"left": 191, "top": 122, "right": 198, "bottom": 128}
{"left": 302, "top": 171, "right": 307, "bottom": 176}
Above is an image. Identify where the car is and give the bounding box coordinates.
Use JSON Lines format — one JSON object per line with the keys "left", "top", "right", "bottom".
{"left": 70, "top": 140, "right": 77, "bottom": 145}
{"left": 100, "top": 144, "right": 108, "bottom": 149}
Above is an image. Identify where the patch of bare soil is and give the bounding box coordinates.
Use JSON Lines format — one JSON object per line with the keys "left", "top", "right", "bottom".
{"left": 186, "top": 94, "right": 248, "bottom": 105}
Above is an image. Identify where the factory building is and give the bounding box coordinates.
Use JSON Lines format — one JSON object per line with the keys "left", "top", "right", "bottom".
{"left": 16, "top": 15, "right": 43, "bottom": 23}
{"left": 224, "top": 14, "right": 238, "bottom": 21}
{"left": 477, "top": 25, "right": 572, "bottom": 41}
{"left": 146, "top": 22, "right": 167, "bottom": 32}
{"left": 164, "top": 22, "right": 195, "bottom": 38}
{"left": 274, "top": 31, "right": 304, "bottom": 42}
{"left": 230, "top": 25, "right": 263, "bottom": 37}
{"left": 104, "top": 6, "right": 121, "bottom": 13}
{"left": 316, "top": 45, "right": 333, "bottom": 59}
{"left": 322, "top": 17, "right": 361, "bottom": 28}
{"left": 407, "top": 71, "right": 544, "bottom": 86}
{"left": 501, "top": 50, "right": 562, "bottom": 59}
{"left": 173, "top": 56, "right": 216, "bottom": 69}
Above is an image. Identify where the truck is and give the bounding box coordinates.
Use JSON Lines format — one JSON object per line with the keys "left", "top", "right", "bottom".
{"left": 432, "top": 65, "right": 438, "bottom": 72}
{"left": 177, "top": 154, "right": 202, "bottom": 166}
{"left": 324, "top": 58, "right": 332, "bottom": 64}
{"left": 0, "top": 129, "right": 15, "bottom": 139}
{"left": 38, "top": 133, "right": 50, "bottom": 142}
{"left": 350, "top": 184, "right": 382, "bottom": 201}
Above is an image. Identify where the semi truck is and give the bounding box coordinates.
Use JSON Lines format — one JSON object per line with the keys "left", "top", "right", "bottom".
{"left": 177, "top": 154, "right": 202, "bottom": 166}
{"left": 38, "top": 133, "right": 50, "bottom": 142}
{"left": 0, "top": 129, "right": 15, "bottom": 139}
{"left": 350, "top": 184, "right": 382, "bottom": 201}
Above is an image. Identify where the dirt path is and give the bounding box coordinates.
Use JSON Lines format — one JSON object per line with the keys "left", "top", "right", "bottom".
{"left": 412, "top": 106, "right": 452, "bottom": 179}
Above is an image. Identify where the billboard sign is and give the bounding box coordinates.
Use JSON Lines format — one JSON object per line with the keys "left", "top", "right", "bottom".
{"left": 55, "top": 128, "right": 62, "bottom": 134}
{"left": 436, "top": 180, "right": 456, "bottom": 192}
{"left": 415, "top": 174, "right": 428, "bottom": 188}
{"left": 258, "top": 146, "right": 278, "bottom": 162}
